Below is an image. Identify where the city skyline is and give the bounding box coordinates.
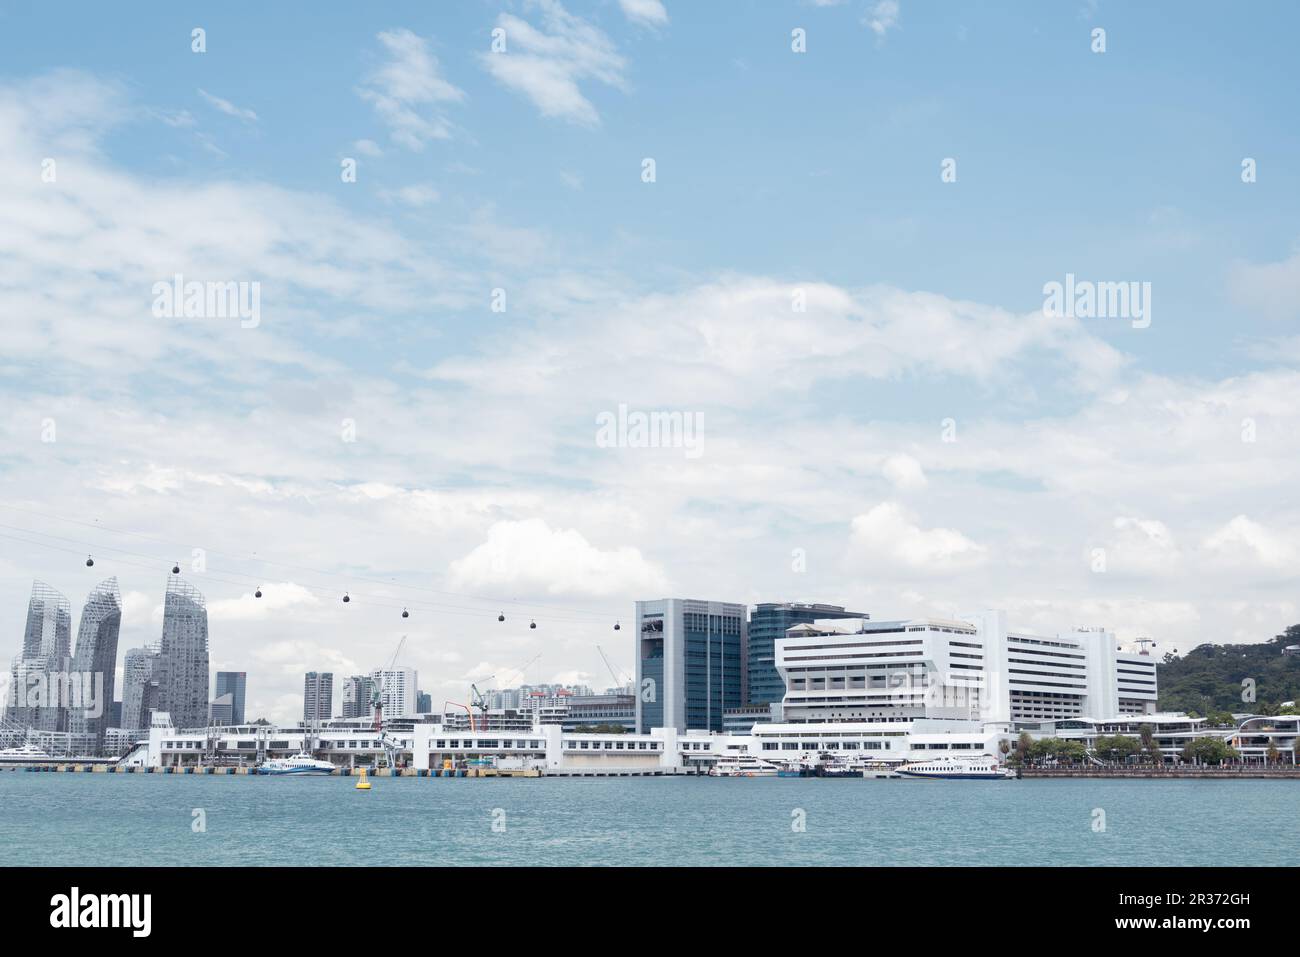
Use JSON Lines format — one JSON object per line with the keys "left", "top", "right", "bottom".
{"left": 3, "top": 2, "right": 1299, "bottom": 727}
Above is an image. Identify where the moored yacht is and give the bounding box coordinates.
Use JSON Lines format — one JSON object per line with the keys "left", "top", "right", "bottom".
{"left": 0, "top": 744, "right": 52, "bottom": 763}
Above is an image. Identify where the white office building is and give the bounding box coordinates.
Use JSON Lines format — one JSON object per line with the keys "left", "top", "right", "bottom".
{"left": 370, "top": 668, "right": 418, "bottom": 719}
{"left": 776, "top": 610, "right": 1157, "bottom": 728}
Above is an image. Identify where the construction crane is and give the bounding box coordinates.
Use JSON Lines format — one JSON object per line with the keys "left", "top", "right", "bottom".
{"left": 470, "top": 683, "right": 489, "bottom": 732}
{"left": 597, "top": 645, "right": 631, "bottom": 689}
{"left": 371, "top": 635, "right": 407, "bottom": 768}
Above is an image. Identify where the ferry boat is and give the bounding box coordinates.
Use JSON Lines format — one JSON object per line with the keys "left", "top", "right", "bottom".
{"left": 708, "top": 755, "right": 783, "bottom": 777}
{"left": 255, "top": 753, "right": 336, "bottom": 776}
{"left": 896, "top": 756, "right": 1016, "bottom": 780}
{"left": 0, "top": 744, "right": 52, "bottom": 763}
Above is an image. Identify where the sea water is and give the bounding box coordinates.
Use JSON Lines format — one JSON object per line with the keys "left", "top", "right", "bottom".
{"left": 1, "top": 774, "right": 1294, "bottom": 866}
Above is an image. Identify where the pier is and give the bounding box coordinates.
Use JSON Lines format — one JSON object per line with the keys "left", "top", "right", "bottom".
{"left": 7, "top": 763, "right": 691, "bottom": 777}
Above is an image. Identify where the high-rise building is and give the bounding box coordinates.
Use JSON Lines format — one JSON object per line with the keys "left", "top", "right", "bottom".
{"left": 210, "top": 693, "right": 234, "bottom": 725}
{"left": 634, "top": 598, "right": 747, "bottom": 733}
{"left": 369, "top": 668, "right": 417, "bottom": 719}
{"left": 303, "top": 672, "right": 333, "bottom": 722}
{"left": 67, "top": 578, "right": 123, "bottom": 753}
{"left": 341, "top": 675, "right": 375, "bottom": 720}
{"left": 120, "top": 646, "right": 157, "bottom": 730}
{"left": 152, "top": 577, "right": 209, "bottom": 729}
{"left": 215, "top": 671, "right": 246, "bottom": 725}
{"left": 6, "top": 581, "right": 73, "bottom": 731}
{"left": 415, "top": 690, "right": 432, "bottom": 713}
{"left": 747, "top": 603, "right": 868, "bottom": 707}
{"left": 775, "top": 610, "right": 1159, "bottom": 726}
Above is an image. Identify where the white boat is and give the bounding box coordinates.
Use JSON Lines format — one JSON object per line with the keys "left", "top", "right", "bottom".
{"left": 896, "top": 756, "right": 1016, "bottom": 780}
{"left": 708, "top": 755, "right": 784, "bottom": 777}
{"left": 0, "top": 744, "right": 52, "bottom": 762}
{"left": 255, "top": 753, "right": 335, "bottom": 776}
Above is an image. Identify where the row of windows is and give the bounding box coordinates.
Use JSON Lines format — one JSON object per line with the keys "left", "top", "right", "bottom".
{"left": 562, "top": 740, "right": 660, "bottom": 751}
{"left": 433, "top": 739, "right": 542, "bottom": 749}
{"left": 761, "top": 740, "right": 894, "bottom": 751}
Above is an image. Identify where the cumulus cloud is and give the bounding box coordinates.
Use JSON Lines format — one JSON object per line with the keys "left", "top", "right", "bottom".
{"left": 849, "top": 503, "right": 987, "bottom": 570}
{"left": 481, "top": 0, "right": 627, "bottom": 126}
{"left": 449, "top": 519, "right": 669, "bottom": 596}
{"left": 1203, "top": 515, "right": 1298, "bottom": 569}
{"left": 1103, "top": 517, "right": 1182, "bottom": 576}
{"left": 358, "top": 28, "right": 465, "bottom": 149}
{"left": 208, "top": 582, "right": 320, "bottom": 621}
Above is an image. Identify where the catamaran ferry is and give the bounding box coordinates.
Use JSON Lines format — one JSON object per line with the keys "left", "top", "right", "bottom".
{"left": 896, "top": 756, "right": 1017, "bottom": 780}
{"left": 255, "top": 753, "right": 336, "bottom": 776}
{"left": 708, "top": 755, "right": 785, "bottom": 777}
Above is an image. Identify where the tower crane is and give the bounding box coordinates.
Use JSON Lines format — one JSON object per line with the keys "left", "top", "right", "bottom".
{"left": 371, "top": 635, "right": 407, "bottom": 768}
{"left": 597, "top": 645, "right": 631, "bottom": 689}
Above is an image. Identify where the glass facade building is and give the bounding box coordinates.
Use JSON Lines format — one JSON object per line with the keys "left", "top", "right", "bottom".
{"left": 7, "top": 581, "right": 73, "bottom": 731}
{"left": 634, "top": 598, "right": 747, "bottom": 733}
{"left": 215, "top": 671, "right": 247, "bottom": 725}
{"left": 747, "top": 603, "right": 869, "bottom": 707}
{"left": 67, "top": 577, "right": 123, "bottom": 753}
{"left": 120, "top": 646, "right": 157, "bottom": 731}
{"left": 153, "top": 577, "right": 209, "bottom": 730}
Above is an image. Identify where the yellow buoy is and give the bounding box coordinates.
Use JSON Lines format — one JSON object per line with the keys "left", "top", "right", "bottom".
{"left": 355, "top": 767, "right": 371, "bottom": 790}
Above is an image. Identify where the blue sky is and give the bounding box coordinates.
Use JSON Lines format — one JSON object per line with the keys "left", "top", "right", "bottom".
{"left": 1, "top": 1, "right": 1299, "bottom": 722}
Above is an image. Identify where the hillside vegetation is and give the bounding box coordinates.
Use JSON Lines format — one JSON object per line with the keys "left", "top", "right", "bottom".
{"left": 1157, "top": 624, "right": 1300, "bottom": 721}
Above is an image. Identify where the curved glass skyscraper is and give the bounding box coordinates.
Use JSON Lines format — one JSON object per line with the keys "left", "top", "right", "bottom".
{"left": 153, "top": 576, "right": 209, "bottom": 730}
{"left": 68, "top": 577, "right": 123, "bottom": 752}
{"left": 7, "top": 581, "right": 73, "bottom": 731}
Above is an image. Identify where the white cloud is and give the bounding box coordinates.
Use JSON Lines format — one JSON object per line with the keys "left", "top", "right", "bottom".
{"left": 481, "top": 0, "right": 627, "bottom": 126}
{"left": 619, "top": 0, "right": 668, "bottom": 26}
{"left": 1229, "top": 245, "right": 1300, "bottom": 322}
{"left": 197, "top": 89, "right": 258, "bottom": 122}
{"left": 449, "top": 519, "right": 669, "bottom": 596}
{"left": 882, "top": 453, "right": 927, "bottom": 490}
{"left": 1203, "top": 515, "right": 1298, "bottom": 569}
{"left": 208, "top": 582, "right": 320, "bottom": 621}
{"left": 378, "top": 183, "right": 441, "bottom": 207}
{"left": 358, "top": 28, "right": 464, "bottom": 150}
{"left": 864, "top": 0, "right": 900, "bottom": 39}
{"left": 1104, "top": 516, "right": 1181, "bottom": 575}
{"left": 849, "top": 503, "right": 987, "bottom": 570}
{"left": 353, "top": 138, "right": 382, "bottom": 157}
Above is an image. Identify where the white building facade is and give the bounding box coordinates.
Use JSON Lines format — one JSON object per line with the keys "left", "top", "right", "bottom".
{"left": 776, "top": 610, "right": 1157, "bottom": 728}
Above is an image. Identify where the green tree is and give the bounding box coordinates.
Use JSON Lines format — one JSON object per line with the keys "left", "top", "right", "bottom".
{"left": 1180, "top": 736, "right": 1239, "bottom": 766}
{"left": 1138, "top": 724, "right": 1162, "bottom": 764}
{"left": 1093, "top": 734, "right": 1141, "bottom": 763}
{"left": 1029, "top": 737, "right": 1087, "bottom": 765}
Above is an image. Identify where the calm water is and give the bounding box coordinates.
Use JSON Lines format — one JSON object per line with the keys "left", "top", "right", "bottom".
{"left": 1, "top": 773, "right": 1295, "bottom": 866}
